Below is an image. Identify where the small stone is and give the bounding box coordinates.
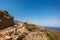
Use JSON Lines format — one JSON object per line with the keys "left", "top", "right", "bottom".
{"left": 5, "top": 36, "right": 12, "bottom": 40}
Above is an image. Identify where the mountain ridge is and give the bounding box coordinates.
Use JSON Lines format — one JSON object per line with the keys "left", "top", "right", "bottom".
{"left": 0, "top": 10, "right": 60, "bottom": 40}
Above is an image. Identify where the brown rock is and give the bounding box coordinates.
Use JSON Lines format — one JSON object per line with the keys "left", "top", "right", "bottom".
{"left": 0, "top": 10, "right": 14, "bottom": 30}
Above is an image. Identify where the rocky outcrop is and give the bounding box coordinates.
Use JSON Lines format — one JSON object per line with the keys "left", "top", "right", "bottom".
{"left": 0, "top": 10, "right": 14, "bottom": 30}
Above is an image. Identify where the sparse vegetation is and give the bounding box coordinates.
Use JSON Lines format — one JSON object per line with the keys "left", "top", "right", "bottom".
{"left": 0, "top": 10, "right": 60, "bottom": 40}
{"left": 24, "top": 22, "right": 60, "bottom": 40}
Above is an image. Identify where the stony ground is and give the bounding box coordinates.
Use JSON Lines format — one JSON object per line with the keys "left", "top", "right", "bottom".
{"left": 0, "top": 22, "right": 60, "bottom": 40}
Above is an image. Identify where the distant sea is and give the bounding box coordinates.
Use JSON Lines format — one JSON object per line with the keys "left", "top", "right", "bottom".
{"left": 46, "top": 27, "right": 60, "bottom": 31}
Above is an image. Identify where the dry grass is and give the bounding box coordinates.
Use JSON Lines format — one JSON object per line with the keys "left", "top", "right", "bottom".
{"left": 23, "top": 32, "right": 48, "bottom": 40}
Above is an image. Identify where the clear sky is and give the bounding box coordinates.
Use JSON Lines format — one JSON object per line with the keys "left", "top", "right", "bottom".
{"left": 0, "top": 0, "right": 60, "bottom": 27}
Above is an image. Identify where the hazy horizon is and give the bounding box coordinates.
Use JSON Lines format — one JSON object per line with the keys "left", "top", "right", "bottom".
{"left": 0, "top": 0, "right": 60, "bottom": 27}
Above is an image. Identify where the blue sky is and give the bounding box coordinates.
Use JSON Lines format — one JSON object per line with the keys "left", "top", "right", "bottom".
{"left": 0, "top": 0, "right": 60, "bottom": 27}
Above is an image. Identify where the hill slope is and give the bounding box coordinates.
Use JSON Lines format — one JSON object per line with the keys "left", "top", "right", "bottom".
{"left": 0, "top": 22, "right": 60, "bottom": 40}
{"left": 0, "top": 10, "right": 60, "bottom": 40}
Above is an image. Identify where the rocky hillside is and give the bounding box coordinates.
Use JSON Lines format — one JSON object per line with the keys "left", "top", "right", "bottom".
{"left": 0, "top": 10, "right": 60, "bottom": 40}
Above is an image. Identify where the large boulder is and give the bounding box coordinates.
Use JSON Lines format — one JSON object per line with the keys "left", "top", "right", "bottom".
{"left": 0, "top": 10, "right": 14, "bottom": 30}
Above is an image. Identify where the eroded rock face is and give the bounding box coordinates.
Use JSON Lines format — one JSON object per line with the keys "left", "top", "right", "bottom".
{"left": 0, "top": 10, "right": 14, "bottom": 30}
